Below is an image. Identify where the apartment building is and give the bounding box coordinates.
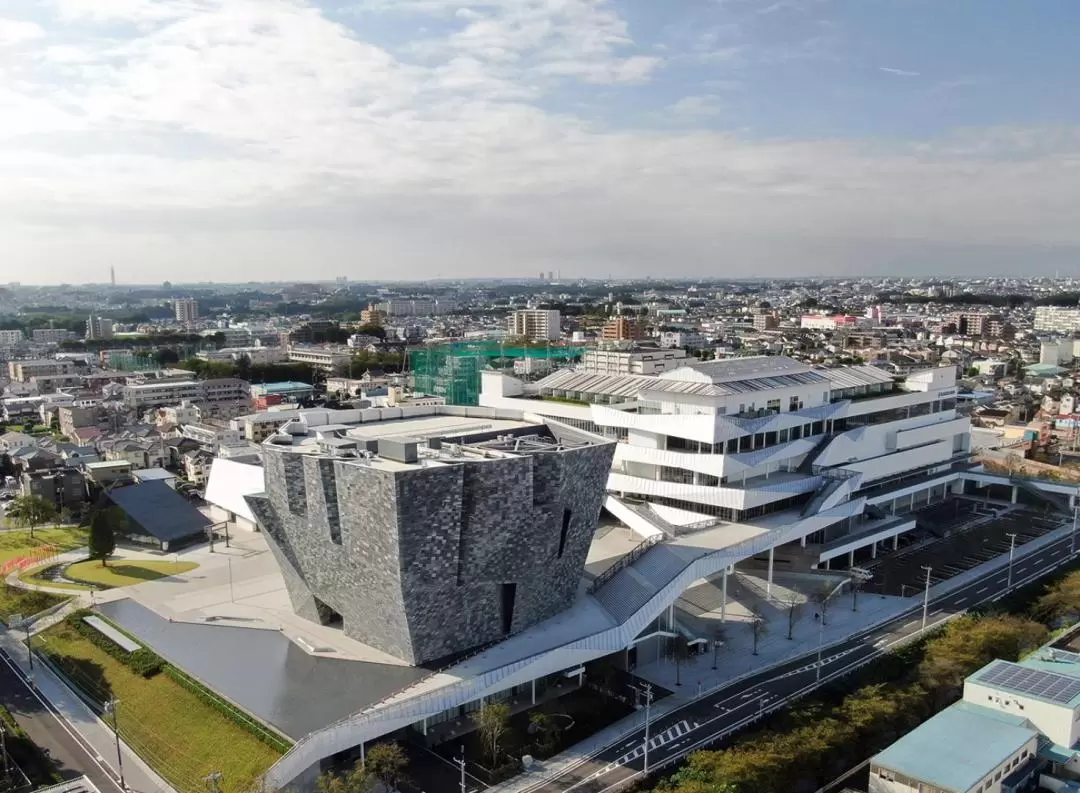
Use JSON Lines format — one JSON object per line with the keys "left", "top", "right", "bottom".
{"left": 377, "top": 298, "right": 459, "bottom": 316}
{"left": 580, "top": 348, "right": 689, "bottom": 375}
{"left": 174, "top": 298, "right": 199, "bottom": 324}
{"left": 1034, "top": 306, "right": 1080, "bottom": 334}
{"left": 658, "top": 330, "right": 708, "bottom": 348}
{"left": 85, "top": 315, "right": 114, "bottom": 340}
{"left": 120, "top": 377, "right": 248, "bottom": 411}
{"left": 32, "top": 328, "right": 74, "bottom": 344}
{"left": 509, "top": 309, "right": 561, "bottom": 341}
{"left": 0, "top": 329, "right": 24, "bottom": 346}
{"left": 601, "top": 316, "right": 649, "bottom": 342}
{"left": 123, "top": 380, "right": 201, "bottom": 409}
{"left": 8, "top": 359, "right": 75, "bottom": 383}
{"left": 287, "top": 345, "right": 351, "bottom": 372}
{"left": 945, "top": 312, "right": 1014, "bottom": 339}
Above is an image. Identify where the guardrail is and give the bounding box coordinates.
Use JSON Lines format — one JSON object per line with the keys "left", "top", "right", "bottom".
{"left": 588, "top": 535, "right": 664, "bottom": 594}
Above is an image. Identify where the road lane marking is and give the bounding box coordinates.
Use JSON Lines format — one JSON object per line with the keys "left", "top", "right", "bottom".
{"left": 976, "top": 587, "right": 988, "bottom": 594}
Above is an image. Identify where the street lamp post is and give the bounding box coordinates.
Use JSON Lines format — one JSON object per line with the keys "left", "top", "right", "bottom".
{"left": 1006, "top": 533, "right": 1017, "bottom": 589}
{"left": 104, "top": 698, "right": 125, "bottom": 790}
{"left": 920, "top": 566, "right": 933, "bottom": 631}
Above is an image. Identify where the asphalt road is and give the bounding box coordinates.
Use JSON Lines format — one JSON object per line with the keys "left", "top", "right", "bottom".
{"left": 525, "top": 531, "right": 1080, "bottom": 793}
{"left": 0, "top": 647, "right": 122, "bottom": 793}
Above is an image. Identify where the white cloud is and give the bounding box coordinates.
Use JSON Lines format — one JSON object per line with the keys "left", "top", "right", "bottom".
{"left": 669, "top": 94, "right": 725, "bottom": 118}
{"left": 0, "top": 0, "right": 1078, "bottom": 282}
{"left": 0, "top": 18, "right": 46, "bottom": 45}
{"left": 880, "top": 66, "right": 920, "bottom": 77}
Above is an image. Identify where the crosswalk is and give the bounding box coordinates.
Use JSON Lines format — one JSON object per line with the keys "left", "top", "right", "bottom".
{"left": 612, "top": 720, "right": 693, "bottom": 765}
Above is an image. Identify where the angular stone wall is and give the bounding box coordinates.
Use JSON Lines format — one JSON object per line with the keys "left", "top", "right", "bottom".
{"left": 248, "top": 438, "right": 614, "bottom": 665}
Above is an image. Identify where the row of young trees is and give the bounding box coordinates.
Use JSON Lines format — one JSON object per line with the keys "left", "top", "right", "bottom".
{"left": 655, "top": 565, "right": 1080, "bottom": 793}
{"left": 658, "top": 613, "right": 1049, "bottom": 793}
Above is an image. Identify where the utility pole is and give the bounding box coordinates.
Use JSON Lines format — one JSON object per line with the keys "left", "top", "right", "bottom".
{"left": 1006, "top": 533, "right": 1017, "bottom": 589}
{"left": 1072, "top": 494, "right": 1078, "bottom": 555}
{"left": 205, "top": 771, "right": 223, "bottom": 793}
{"left": 457, "top": 746, "right": 466, "bottom": 793}
{"left": 921, "top": 566, "right": 933, "bottom": 631}
{"left": 227, "top": 558, "right": 234, "bottom": 603}
{"left": 0, "top": 723, "right": 9, "bottom": 784}
{"left": 815, "top": 616, "right": 824, "bottom": 683}
{"left": 641, "top": 682, "right": 654, "bottom": 774}
{"left": 23, "top": 622, "right": 32, "bottom": 672}
{"left": 105, "top": 699, "right": 125, "bottom": 789}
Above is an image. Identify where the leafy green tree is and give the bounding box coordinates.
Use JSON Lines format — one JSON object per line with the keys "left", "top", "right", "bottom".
{"left": 7, "top": 495, "right": 56, "bottom": 539}
{"left": 88, "top": 509, "right": 120, "bottom": 566}
{"left": 476, "top": 702, "right": 511, "bottom": 765}
{"left": 364, "top": 742, "right": 406, "bottom": 792}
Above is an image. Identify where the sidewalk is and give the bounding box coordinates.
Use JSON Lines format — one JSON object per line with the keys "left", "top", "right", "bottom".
{"left": 492, "top": 520, "right": 1080, "bottom": 793}
{"left": 0, "top": 623, "right": 177, "bottom": 793}
{"left": 635, "top": 590, "right": 908, "bottom": 698}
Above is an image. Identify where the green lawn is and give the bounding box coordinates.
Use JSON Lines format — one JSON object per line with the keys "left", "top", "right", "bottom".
{"left": 0, "top": 585, "right": 66, "bottom": 622}
{"left": 0, "top": 527, "right": 88, "bottom": 564}
{"left": 65, "top": 560, "right": 199, "bottom": 588}
{"left": 38, "top": 620, "right": 282, "bottom": 793}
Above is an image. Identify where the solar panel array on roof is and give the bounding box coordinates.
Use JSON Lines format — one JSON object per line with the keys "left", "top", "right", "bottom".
{"left": 975, "top": 661, "right": 1080, "bottom": 704}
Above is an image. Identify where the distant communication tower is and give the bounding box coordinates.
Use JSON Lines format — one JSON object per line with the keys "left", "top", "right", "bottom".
{"left": 110, "top": 265, "right": 116, "bottom": 286}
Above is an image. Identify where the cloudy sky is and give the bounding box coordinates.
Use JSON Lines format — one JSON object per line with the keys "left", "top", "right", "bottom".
{"left": 2, "top": 0, "right": 1078, "bottom": 284}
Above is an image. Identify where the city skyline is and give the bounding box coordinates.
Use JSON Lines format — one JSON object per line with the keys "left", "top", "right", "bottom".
{"left": 2, "top": 0, "right": 1078, "bottom": 283}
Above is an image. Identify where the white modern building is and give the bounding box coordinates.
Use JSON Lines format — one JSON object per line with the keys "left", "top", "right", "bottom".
{"left": 481, "top": 356, "right": 969, "bottom": 563}
{"left": 1035, "top": 306, "right": 1080, "bottom": 334}
{"left": 508, "top": 309, "right": 561, "bottom": 341}
{"left": 249, "top": 357, "right": 979, "bottom": 789}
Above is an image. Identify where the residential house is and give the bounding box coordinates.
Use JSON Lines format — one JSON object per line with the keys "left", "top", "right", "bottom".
{"left": 181, "top": 449, "right": 214, "bottom": 487}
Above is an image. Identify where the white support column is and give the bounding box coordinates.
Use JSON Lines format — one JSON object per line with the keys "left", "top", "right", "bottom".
{"left": 766, "top": 547, "right": 774, "bottom": 597}
{"left": 871, "top": 542, "right": 878, "bottom": 560}
{"left": 721, "top": 568, "right": 728, "bottom": 623}
{"left": 1011, "top": 485, "right": 1018, "bottom": 504}
{"left": 667, "top": 603, "right": 675, "bottom": 631}
{"left": 801, "top": 534, "right": 807, "bottom": 548}
{"left": 848, "top": 549, "right": 855, "bottom": 567}
{"left": 824, "top": 558, "right": 830, "bottom": 570}
{"left": 422, "top": 718, "right": 428, "bottom": 736}
{"left": 531, "top": 678, "right": 536, "bottom": 705}
{"left": 893, "top": 534, "right": 900, "bottom": 550}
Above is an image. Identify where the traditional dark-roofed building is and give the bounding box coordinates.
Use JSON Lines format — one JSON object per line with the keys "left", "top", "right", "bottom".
{"left": 102, "top": 481, "right": 211, "bottom": 550}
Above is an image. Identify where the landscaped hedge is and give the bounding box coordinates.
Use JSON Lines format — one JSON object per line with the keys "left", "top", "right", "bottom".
{"left": 64, "top": 609, "right": 290, "bottom": 753}
{"left": 65, "top": 609, "right": 164, "bottom": 678}
{"left": 162, "top": 664, "right": 292, "bottom": 753}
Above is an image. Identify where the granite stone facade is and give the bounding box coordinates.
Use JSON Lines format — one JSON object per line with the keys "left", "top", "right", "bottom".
{"left": 247, "top": 436, "right": 614, "bottom": 665}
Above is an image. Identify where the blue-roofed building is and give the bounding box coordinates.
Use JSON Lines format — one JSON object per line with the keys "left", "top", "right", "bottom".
{"left": 869, "top": 701, "right": 1038, "bottom": 793}
{"left": 870, "top": 640, "right": 1080, "bottom": 793}
{"left": 250, "top": 382, "right": 315, "bottom": 400}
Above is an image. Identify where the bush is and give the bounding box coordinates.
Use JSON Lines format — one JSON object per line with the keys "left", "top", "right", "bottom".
{"left": 128, "top": 648, "right": 165, "bottom": 677}
{"left": 64, "top": 609, "right": 163, "bottom": 679}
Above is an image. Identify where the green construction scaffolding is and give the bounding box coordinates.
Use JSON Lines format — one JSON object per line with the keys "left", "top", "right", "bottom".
{"left": 410, "top": 342, "right": 584, "bottom": 406}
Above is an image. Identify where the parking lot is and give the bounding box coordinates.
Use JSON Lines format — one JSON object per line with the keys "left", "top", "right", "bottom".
{"left": 863, "top": 502, "right": 1069, "bottom": 596}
